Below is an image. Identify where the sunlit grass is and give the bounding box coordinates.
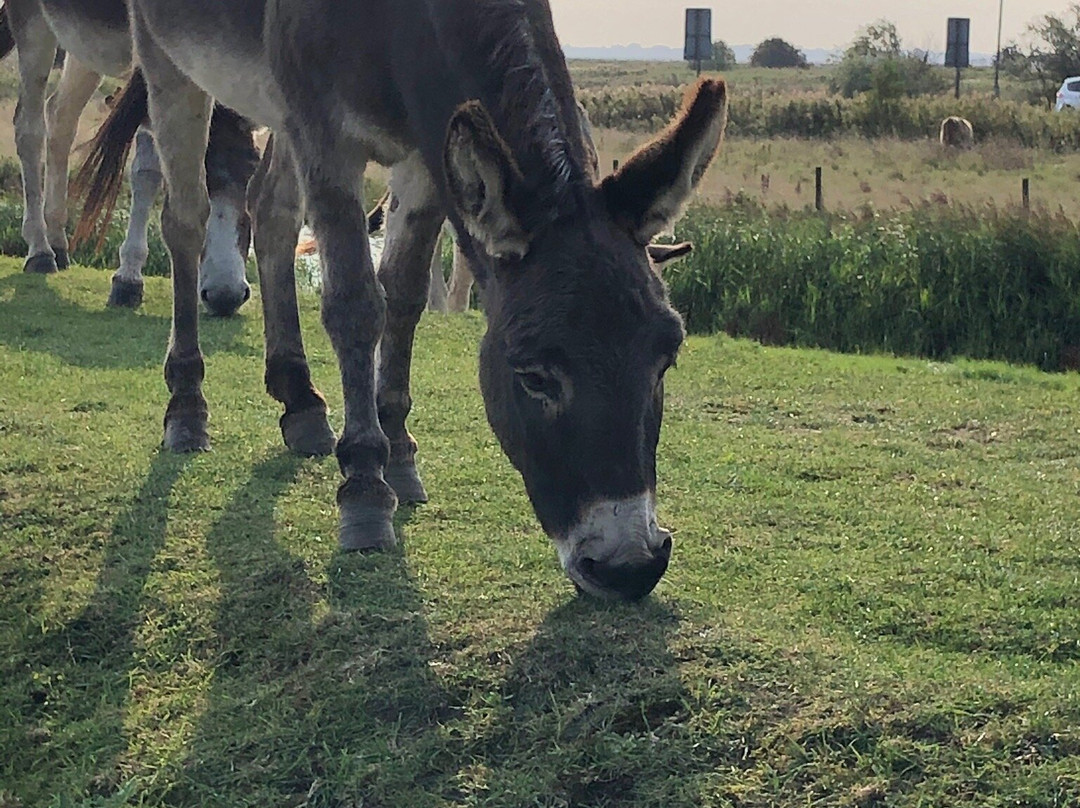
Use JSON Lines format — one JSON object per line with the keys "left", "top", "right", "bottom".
{"left": 2, "top": 260, "right": 1079, "bottom": 807}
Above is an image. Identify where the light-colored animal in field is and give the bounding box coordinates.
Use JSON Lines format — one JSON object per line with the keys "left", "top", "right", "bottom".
{"left": 81, "top": 0, "right": 727, "bottom": 600}
{"left": 0, "top": 1, "right": 257, "bottom": 315}
{"left": 939, "top": 116, "right": 974, "bottom": 150}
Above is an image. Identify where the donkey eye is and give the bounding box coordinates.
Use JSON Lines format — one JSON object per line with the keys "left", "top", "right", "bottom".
{"left": 515, "top": 368, "right": 560, "bottom": 400}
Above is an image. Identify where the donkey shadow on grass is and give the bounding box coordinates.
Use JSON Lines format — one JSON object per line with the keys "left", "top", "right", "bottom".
{"left": 8, "top": 445, "right": 749, "bottom": 806}
{"left": 162, "top": 455, "right": 450, "bottom": 807}
{"left": 4, "top": 450, "right": 193, "bottom": 806}
{"left": 464, "top": 600, "right": 731, "bottom": 807}
{"left": 158, "top": 465, "right": 742, "bottom": 807}
{"left": 0, "top": 269, "right": 249, "bottom": 370}
{"left": 153, "top": 458, "right": 726, "bottom": 806}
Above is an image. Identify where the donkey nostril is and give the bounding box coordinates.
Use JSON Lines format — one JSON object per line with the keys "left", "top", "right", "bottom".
{"left": 580, "top": 557, "right": 597, "bottom": 578}
{"left": 201, "top": 289, "right": 209, "bottom": 303}
{"left": 242, "top": 286, "right": 251, "bottom": 302}
{"left": 660, "top": 534, "right": 673, "bottom": 555}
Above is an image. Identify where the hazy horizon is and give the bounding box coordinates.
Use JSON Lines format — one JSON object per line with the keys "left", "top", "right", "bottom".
{"left": 548, "top": 1, "right": 1076, "bottom": 56}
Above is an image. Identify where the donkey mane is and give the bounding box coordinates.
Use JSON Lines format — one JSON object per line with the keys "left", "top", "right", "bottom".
{"left": 442, "top": 0, "right": 593, "bottom": 227}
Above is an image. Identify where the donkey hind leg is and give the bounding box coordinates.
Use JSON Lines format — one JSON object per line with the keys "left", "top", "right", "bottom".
{"left": 426, "top": 226, "right": 448, "bottom": 312}
{"left": 249, "top": 135, "right": 334, "bottom": 456}
{"left": 378, "top": 154, "right": 443, "bottom": 503}
{"left": 292, "top": 139, "right": 396, "bottom": 550}
{"left": 107, "top": 128, "right": 160, "bottom": 308}
{"left": 10, "top": 5, "right": 58, "bottom": 273}
{"left": 134, "top": 23, "right": 212, "bottom": 452}
{"left": 44, "top": 57, "right": 101, "bottom": 270}
{"left": 446, "top": 229, "right": 474, "bottom": 313}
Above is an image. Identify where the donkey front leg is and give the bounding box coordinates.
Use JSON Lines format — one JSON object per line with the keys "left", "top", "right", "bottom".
{"left": 44, "top": 57, "right": 101, "bottom": 269}
{"left": 134, "top": 21, "right": 213, "bottom": 451}
{"left": 248, "top": 134, "right": 334, "bottom": 456}
{"left": 378, "top": 155, "right": 443, "bottom": 503}
{"left": 108, "top": 128, "right": 160, "bottom": 308}
{"left": 8, "top": 1, "right": 58, "bottom": 273}
{"left": 293, "top": 143, "right": 396, "bottom": 550}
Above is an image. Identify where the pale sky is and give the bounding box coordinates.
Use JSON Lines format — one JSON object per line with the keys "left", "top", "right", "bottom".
{"left": 548, "top": 1, "right": 1077, "bottom": 55}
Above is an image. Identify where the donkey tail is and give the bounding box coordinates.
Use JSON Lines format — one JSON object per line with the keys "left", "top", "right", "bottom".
{"left": 0, "top": 5, "right": 16, "bottom": 61}
{"left": 366, "top": 187, "right": 390, "bottom": 235}
{"left": 71, "top": 68, "right": 148, "bottom": 250}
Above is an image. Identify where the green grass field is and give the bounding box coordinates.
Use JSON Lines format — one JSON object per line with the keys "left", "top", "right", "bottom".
{"left": 566, "top": 61, "right": 1033, "bottom": 104}
{"left": 591, "top": 129, "right": 1076, "bottom": 213}
{"left": 2, "top": 260, "right": 1080, "bottom": 807}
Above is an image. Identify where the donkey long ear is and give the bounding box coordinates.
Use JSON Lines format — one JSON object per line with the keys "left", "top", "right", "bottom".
{"left": 601, "top": 79, "right": 727, "bottom": 244}
{"left": 444, "top": 101, "right": 530, "bottom": 261}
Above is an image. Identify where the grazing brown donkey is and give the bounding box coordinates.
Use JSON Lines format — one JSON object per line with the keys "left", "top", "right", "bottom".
{"left": 84, "top": 0, "right": 728, "bottom": 600}
{"left": 939, "top": 116, "right": 974, "bottom": 149}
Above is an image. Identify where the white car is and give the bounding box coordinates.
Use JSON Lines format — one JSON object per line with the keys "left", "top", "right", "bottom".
{"left": 1055, "top": 77, "right": 1080, "bottom": 111}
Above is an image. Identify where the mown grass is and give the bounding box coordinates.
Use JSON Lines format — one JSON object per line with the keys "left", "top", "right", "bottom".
{"left": 2, "top": 259, "right": 1080, "bottom": 807}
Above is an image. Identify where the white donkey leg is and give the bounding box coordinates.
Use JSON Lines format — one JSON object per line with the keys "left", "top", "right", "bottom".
{"left": 108, "top": 128, "right": 159, "bottom": 308}
{"left": 446, "top": 233, "right": 475, "bottom": 312}
{"left": 8, "top": 1, "right": 58, "bottom": 273}
{"left": 287, "top": 131, "right": 396, "bottom": 550}
{"left": 133, "top": 13, "right": 212, "bottom": 451}
{"left": 248, "top": 134, "right": 335, "bottom": 457}
{"left": 426, "top": 225, "right": 448, "bottom": 312}
{"left": 441, "top": 221, "right": 474, "bottom": 313}
{"left": 378, "top": 154, "right": 443, "bottom": 504}
{"left": 44, "top": 56, "right": 101, "bottom": 270}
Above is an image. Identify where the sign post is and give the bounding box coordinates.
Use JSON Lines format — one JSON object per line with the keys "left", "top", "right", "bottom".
{"left": 684, "top": 8, "right": 712, "bottom": 76}
{"left": 994, "top": 0, "right": 1004, "bottom": 98}
{"left": 945, "top": 18, "right": 970, "bottom": 100}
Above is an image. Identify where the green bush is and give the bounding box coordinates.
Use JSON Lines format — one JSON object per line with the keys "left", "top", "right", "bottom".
{"left": 667, "top": 203, "right": 1080, "bottom": 371}
{"left": 0, "top": 193, "right": 171, "bottom": 275}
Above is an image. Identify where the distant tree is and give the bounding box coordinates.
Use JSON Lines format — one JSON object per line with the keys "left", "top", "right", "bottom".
{"left": 848, "top": 20, "right": 902, "bottom": 58}
{"left": 1003, "top": 4, "right": 1080, "bottom": 105}
{"left": 997, "top": 44, "right": 1028, "bottom": 73}
{"left": 703, "top": 40, "right": 737, "bottom": 70}
{"left": 829, "top": 20, "right": 948, "bottom": 98}
{"left": 750, "top": 38, "right": 808, "bottom": 69}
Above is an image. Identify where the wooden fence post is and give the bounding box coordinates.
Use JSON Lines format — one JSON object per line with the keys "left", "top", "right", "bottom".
{"left": 815, "top": 167, "right": 823, "bottom": 212}
{"left": 1022, "top": 178, "right": 1030, "bottom": 210}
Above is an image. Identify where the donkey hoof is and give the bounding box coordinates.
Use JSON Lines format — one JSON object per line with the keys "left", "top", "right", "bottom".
{"left": 24, "top": 253, "right": 58, "bottom": 274}
{"left": 163, "top": 414, "right": 210, "bottom": 453}
{"left": 384, "top": 460, "right": 428, "bottom": 504}
{"left": 281, "top": 408, "right": 336, "bottom": 457}
{"left": 108, "top": 276, "right": 144, "bottom": 308}
{"left": 339, "top": 501, "right": 398, "bottom": 551}
{"left": 53, "top": 248, "right": 69, "bottom": 270}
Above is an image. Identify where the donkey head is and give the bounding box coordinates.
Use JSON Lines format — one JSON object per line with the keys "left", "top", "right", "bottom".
{"left": 199, "top": 107, "right": 260, "bottom": 317}
{"left": 443, "top": 79, "right": 726, "bottom": 601}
